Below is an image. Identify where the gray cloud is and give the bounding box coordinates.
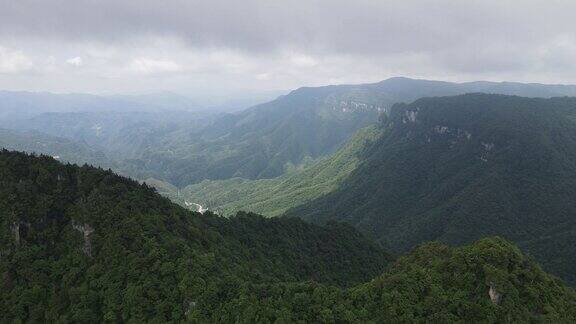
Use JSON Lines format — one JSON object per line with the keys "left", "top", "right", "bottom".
{"left": 2, "top": 1, "right": 571, "bottom": 52}
{"left": 1, "top": 0, "right": 576, "bottom": 95}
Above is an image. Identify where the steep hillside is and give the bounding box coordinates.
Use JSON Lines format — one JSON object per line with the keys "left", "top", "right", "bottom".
{"left": 10, "top": 78, "right": 576, "bottom": 187}
{"left": 199, "top": 238, "right": 576, "bottom": 322}
{"left": 289, "top": 94, "right": 576, "bottom": 285}
{"left": 0, "top": 150, "right": 391, "bottom": 322}
{"left": 179, "top": 125, "right": 382, "bottom": 216}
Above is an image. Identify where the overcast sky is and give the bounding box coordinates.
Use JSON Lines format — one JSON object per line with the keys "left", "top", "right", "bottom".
{"left": 1, "top": 0, "right": 576, "bottom": 98}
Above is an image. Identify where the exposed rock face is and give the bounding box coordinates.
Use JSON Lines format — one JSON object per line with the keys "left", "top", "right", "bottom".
{"left": 482, "top": 142, "right": 495, "bottom": 151}
{"left": 329, "top": 99, "right": 385, "bottom": 114}
{"left": 488, "top": 283, "right": 502, "bottom": 305}
{"left": 433, "top": 125, "right": 450, "bottom": 134}
{"left": 10, "top": 222, "right": 20, "bottom": 246}
{"left": 184, "top": 300, "right": 197, "bottom": 316}
{"left": 403, "top": 110, "right": 418, "bottom": 123}
{"left": 10, "top": 221, "right": 32, "bottom": 247}
{"left": 431, "top": 125, "right": 472, "bottom": 140}
{"left": 480, "top": 142, "right": 495, "bottom": 162}
{"left": 73, "top": 222, "right": 95, "bottom": 257}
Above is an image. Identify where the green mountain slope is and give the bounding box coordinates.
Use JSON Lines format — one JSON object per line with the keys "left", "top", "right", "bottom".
{"left": 200, "top": 238, "right": 576, "bottom": 322}
{"left": 178, "top": 125, "right": 382, "bottom": 216}
{"left": 0, "top": 150, "right": 390, "bottom": 322}
{"left": 289, "top": 94, "right": 576, "bottom": 285}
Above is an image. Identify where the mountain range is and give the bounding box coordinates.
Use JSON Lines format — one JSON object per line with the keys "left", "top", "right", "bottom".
{"left": 6, "top": 77, "right": 576, "bottom": 188}
{"left": 177, "top": 93, "right": 576, "bottom": 287}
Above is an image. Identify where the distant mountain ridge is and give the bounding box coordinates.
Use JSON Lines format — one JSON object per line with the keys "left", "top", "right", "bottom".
{"left": 0, "top": 90, "right": 209, "bottom": 122}
{"left": 94, "top": 76, "right": 576, "bottom": 187}
{"left": 5, "top": 77, "right": 576, "bottom": 187}
{"left": 0, "top": 128, "right": 114, "bottom": 168}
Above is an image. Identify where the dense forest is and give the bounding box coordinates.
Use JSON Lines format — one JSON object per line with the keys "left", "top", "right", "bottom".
{"left": 0, "top": 150, "right": 389, "bottom": 322}
{"left": 0, "top": 150, "right": 575, "bottom": 321}
{"left": 289, "top": 93, "right": 576, "bottom": 286}
{"left": 205, "top": 238, "right": 576, "bottom": 322}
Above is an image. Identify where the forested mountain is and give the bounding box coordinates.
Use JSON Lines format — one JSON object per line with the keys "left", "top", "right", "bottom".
{"left": 288, "top": 94, "right": 576, "bottom": 285}
{"left": 208, "top": 238, "right": 576, "bottom": 322}
{"left": 0, "top": 150, "right": 390, "bottom": 321}
{"left": 7, "top": 77, "right": 576, "bottom": 188}
{"left": 1, "top": 150, "right": 574, "bottom": 322}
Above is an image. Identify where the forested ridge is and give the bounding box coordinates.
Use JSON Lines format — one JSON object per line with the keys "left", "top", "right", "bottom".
{"left": 1, "top": 150, "right": 575, "bottom": 322}
{"left": 207, "top": 238, "right": 576, "bottom": 323}
{"left": 0, "top": 150, "right": 390, "bottom": 322}
{"left": 289, "top": 93, "right": 576, "bottom": 286}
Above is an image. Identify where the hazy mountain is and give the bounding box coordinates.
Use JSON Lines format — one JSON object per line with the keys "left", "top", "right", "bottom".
{"left": 0, "top": 91, "right": 166, "bottom": 122}
{"left": 90, "top": 76, "right": 576, "bottom": 185}
{"left": 114, "top": 90, "right": 289, "bottom": 113}
{"left": 108, "top": 92, "right": 205, "bottom": 112}
{"left": 10, "top": 110, "right": 217, "bottom": 161}
{"left": 0, "top": 128, "right": 114, "bottom": 168}
{"left": 6, "top": 77, "right": 576, "bottom": 188}
{"left": 287, "top": 93, "right": 576, "bottom": 285}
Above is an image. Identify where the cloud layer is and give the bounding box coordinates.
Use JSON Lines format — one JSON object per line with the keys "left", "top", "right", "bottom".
{"left": 1, "top": 0, "right": 576, "bottom": 96}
